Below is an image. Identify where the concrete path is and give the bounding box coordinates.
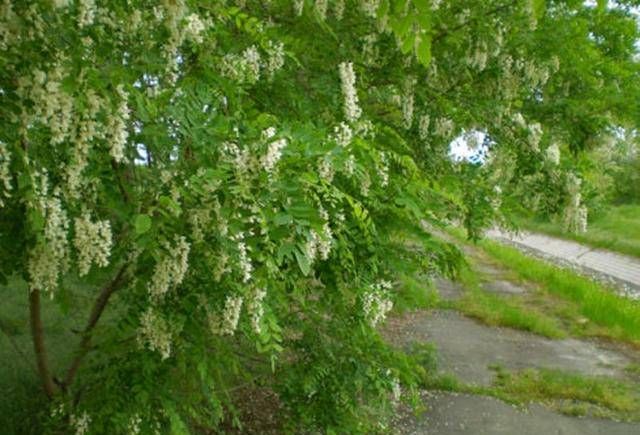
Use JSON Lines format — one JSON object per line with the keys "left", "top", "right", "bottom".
{"left": 395, "top": 392, "right": 639, "bottom": 435}
{"left": 385, "top": 273, "right": 640, "bottom": 434}
{"left": 486, "top": 229, "right": 640, "bottom": 295}
{"left": 386, "top": 309, "right": 631, "bottom": 386}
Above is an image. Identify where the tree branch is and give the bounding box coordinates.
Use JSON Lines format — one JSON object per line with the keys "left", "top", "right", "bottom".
{"left": 29, "top": 289, "right": 57, "bottom": 399}
{"left": 62, "top": 265, "right": 128, "bottom": 390}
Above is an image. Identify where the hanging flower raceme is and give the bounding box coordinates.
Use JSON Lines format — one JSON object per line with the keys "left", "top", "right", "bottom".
{"left": 339, "top": 61, "right": 362, "bottom": 122}
{"left": 402, "top": 77, "right": 416, "bottom": 129}
{"left": 362, "top": 280, "right": 393, "bottom": 327}
{"left": 147, "top": 236, "right": 191, "bottom": 301}
{"left": 247, "top": 287, "right": 267, "bottom": 334}
{"left": 138, "top": 307, "right": 173, "bottom": 360}
{"left": 418, "top": 114, "right": 430, "bottom": 140}
{"left": 262, "top": 135, "right": 288, "bottom": 173}
{"left": 332, "top": 122, "right": 353, "bottom": 147}
{"left": 209, "top": 294, "right": 244, "bottom": 336}
{"left": 546, "top": 143, "right": 560, "bottom": 166}
{"left": 563, "top": 173, "right": 588, "bottom": 233}
{"left": 315, "top": 0, "right": 328, "bottom": 20}
{"left": 73, "top": 213, "right": 113, "bottom": 277}
{"left": 229, "top": 231, "right": 254, "bottom": 283}
{"left": 28, "top": 174, "right": 70, "bottom": 296}
{"left": 0, "top": 141, "right": 11, "bottom": 207}
{"left": 106, "top": 85, "right": 130, "bottom": 163}
{"left": 265, "top": 40, "right": 285, "bottom": 79}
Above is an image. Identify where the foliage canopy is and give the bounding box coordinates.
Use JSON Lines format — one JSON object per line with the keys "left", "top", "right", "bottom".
{"left": 1, "top": 0, "right": 639, "bottom": 432}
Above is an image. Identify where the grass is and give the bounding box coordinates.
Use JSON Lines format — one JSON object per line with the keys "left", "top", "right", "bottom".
{"left": 490, "top": 366, "right": 640, "bottom": 421}
{"left": 519, "top": 203, "right": 640, "bottom": 259}
{"left": 394, "top": 271, "right": 440, "bottom": 313}
{"left": 412, "top": 343, "right": 640, "bottom": 422}
{"left": 476, "top": 238, "right": 640, "bottom": 345}
{"left": 451, "top": 264, "right": 566, "bottom": 339}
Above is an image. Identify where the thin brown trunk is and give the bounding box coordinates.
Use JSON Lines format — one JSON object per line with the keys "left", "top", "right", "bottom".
{"left": 62, "top": 265, "right": 127, "bottom": 389}
{"left": 29, "top": 289, "right": 57, "bottom": 398}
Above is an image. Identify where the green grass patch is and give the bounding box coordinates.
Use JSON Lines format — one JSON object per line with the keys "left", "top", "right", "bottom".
{"left": 476, "top": 239, "right": 640, "bottom": 345}
{"left": 490, "top": 366, "right": 640, "bottom": 421}
{"left": 454, "top": 289, "right": 566, "bottom": 339}
{"left": 449, "top": 260, "right": 566, "bottom": 339}
{"left": 394, "top": 272, "right": 440, "bottom": 313}
{"left": 519, "top": 204, "right": 640, "bottom": 259}
{"left": 625, "top": 363, "right": 640, "bottom": 378}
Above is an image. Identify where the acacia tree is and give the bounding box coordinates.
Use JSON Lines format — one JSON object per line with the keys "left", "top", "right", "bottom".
{"left": 1, "top": 0, "right": 638, "bottom": 433}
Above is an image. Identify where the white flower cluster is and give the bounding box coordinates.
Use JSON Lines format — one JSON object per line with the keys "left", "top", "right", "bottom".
{"left": 28, "top": 180, "right": 70, "bottom": 295}
{"left": 334, "top": 0, "right": 345, "bottom": 20}
{"left": 525, "top": 0, "right": 539, "bottom": 30}
{"left": 184, "top": 13, "right": 206, "bottom": 44}
{"left": 360, "top": 0, "right": 380, "bottom": 18}
{"left": 305, "top": 224, "right": 333, "bottom": 263}
{"left": 107, "top": 85, "right": 130, "bottom": 163}
{"left": 0, "top": 141, "right": 11, "bottom": 207}
{"left": 148, "top": 236, "right": 191, "bottom": 301}
{"left": 377, "top": 151, "right": 389, "bottom": 187}
{"left": 53, "top": 0, "right": 70, "bottom": 8}
{"left": 339, "top": 62, "right": 362, "bottom": 122}
{"left": 434, "top": 117, "right": 454, "bottom": 138}
{"left": 127, "top": 414, "right": 142, "bottom": 435}
{"left": 546, "top": 143, "right": 560, "bottom": 165}
{"left": 491, "top": 185, "right": 502, "bottom": 210}
{"left": 563, "top": 173, "right": 588, "bottom": 233}
{"left": 222, "top": 141, "right": 251, "bottom": 173}
{"left": 265, "top": 40, "right": 285, "bottom": 79}
{"left": 361, "top": 175, "right": 371, "bottom": 197}
{"left": 210, "top": 294, "right": 244, "bottom": 335}
{"left": 262, "top": 136, "right": 288, "bottom": 173}
{"left": 362, "top": 280, "right": 393, "bottom": 327}
{"left": 293, "top": 0, "right": 304, "bottom": 16}
{"left": 17, "top": 67, "right": 74, "bottom": 145}
{"left": 344, "top": 154, "right": 356, "bottom": 176}
{"left": 391, "top": 376, "right": 402, "bottom": 402}
{"left": 138, "top": 307, "right": 172, "bottom": 360}
{"left": 315, "top": 0, "right": 328, "bottom": 20}
{"left": 528, "top": 122, "right": 543, "bottom": 152}
{"left": 66, "top": 89, "right": 105, "bottom": 198}
{"left": 247, "top": 287, "right": 267, "bottom": 334}
{"left": 318, "top": 156, "right": 335, "bottom": 183}
{"left": 70, "top": 411, "right": 91, "bottom": 435}
{"left": 362, "top": 34, "right": 379, "bottom": 66}
{"left": 73, "top": 213, "right": 113, "bottom": 277}
{"left": 513, "top": 112, "right": 526, "bottom": 129}
{"left": 418, "top": 114, "right": 430, "bottom": 140}
{"left": 402, "top": 77, "right": 416, "bottom": 129}
{"left": 220, "top": 45, "right": 261, "bottom": 84}
{"left": 77, "top": 0, "right": 96, "bottom": 28}
{"left": 467, "top": 40, "right": 489, "bottom": 71}
{"left": 332, "top": 122, "right": 353, "bottom": 147}
{"left": 231, "top": 232, "right": 253, "bottom": 283}
{"left": 189, "top": 208, "right": 212, "bottom": 243}
{"left": 221, "top": 41, "right": 285, "bottom": 85}
{"left": 354, "top": 119, "right": 375, "bottom": 138}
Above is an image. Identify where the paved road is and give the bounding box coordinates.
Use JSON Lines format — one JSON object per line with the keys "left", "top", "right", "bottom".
{"left": 487, "top": 229, "right": 640, "bottom": 294}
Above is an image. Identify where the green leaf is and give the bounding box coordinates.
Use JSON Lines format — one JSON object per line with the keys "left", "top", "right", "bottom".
{"left": 294, "top": 247, "right": 311, "bottom": 276}
{"left": 134, "top": 214, "right": 152, "bottom": 235}
{"left": 532, "top": 0, "right": 546, "bottom": 19}
{"left": 274, "top": 213, "right": 293, "bottom": 226}
{"left": 416, "top": 34, "right": 432, "bottom": 66}
{"left": 29, "top": 209, "right": 45, "bottom": 232}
